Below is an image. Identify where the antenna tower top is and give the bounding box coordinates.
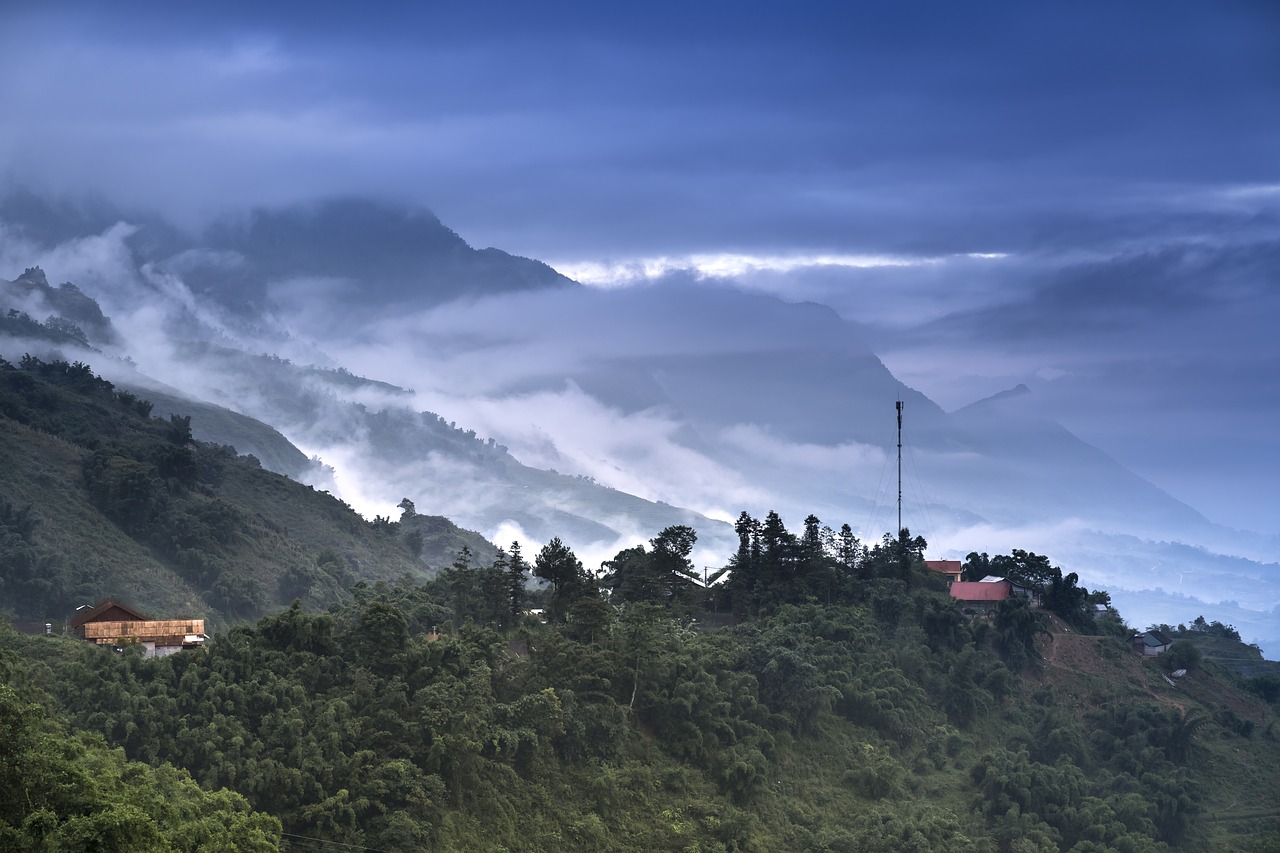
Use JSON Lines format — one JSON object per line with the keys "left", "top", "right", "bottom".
{"left": 896, "top": 400, "right": 903, "bottom": 535}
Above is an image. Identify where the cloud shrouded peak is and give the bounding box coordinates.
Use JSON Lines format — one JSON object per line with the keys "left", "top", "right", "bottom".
{"left": 152, "top": 197, "right": 576, "bottom": 314}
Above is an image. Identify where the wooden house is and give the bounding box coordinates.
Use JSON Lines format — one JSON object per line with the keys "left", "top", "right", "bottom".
{"left": 69, "top": 599, "right": 206, "bottom": 658}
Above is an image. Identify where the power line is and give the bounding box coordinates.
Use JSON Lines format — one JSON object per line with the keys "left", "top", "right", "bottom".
{"left": 279, "top": 831, "right": 392, "bottom": 852}
{"left": 896, "top": 399, "right": 903, "bottom": 534}
{"left": 904, "top": 437, "right": 936, "bottom": 543}
{"left": 864, "top": 441, "right": 893, "bottom": 540}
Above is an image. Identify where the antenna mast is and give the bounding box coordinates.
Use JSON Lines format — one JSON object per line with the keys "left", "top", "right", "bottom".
{"left": 896, "top": 400, "right": 903, "bottom": 535}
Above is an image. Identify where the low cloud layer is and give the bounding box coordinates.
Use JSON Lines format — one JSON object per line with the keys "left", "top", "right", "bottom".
{"left": 4, "top": 214, "right": 1279, "bottom": 653}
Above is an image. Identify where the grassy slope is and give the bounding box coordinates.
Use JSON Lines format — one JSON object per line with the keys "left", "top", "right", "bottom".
{"left": 140, "top": 386, "right": 314, "bottom": 479}
{"left": 0, "top": 360, "right": 498, "bottom": 630}
{"left": 1029, "top": 618, "right": 1280, "bottom": 848}
{"left": 0, "top": 417, "right": 208, "bottom": 618}
{"left": 212, "top": 458, "right": 499, "bottom": 576}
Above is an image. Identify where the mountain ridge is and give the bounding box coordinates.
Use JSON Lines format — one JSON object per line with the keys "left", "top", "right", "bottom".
{"left": 2, "top": 192, "right": 1276, "bottom": 653}
{"left": 188, "top": 196, "right": 578, "bottom": 314}
{"left": 0, "top": 354, "right": 498, "bottom": 628}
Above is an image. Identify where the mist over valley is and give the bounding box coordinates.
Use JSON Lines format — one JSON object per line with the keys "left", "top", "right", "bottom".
{"left": 1, "top": 193, "right": 1276, "bottom": 654}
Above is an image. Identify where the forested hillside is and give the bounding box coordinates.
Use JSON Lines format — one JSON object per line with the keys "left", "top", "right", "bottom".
{"left": 0, "top": 631, "right": 282, "bottom": 850}
{"left": 0, "top": 356, "right": 497, "bottom": 628}
{"left": 6, "top": 526, "right": 1279, "bottom": 850}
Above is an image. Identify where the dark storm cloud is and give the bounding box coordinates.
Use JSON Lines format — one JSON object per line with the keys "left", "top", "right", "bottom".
{"left": 1, "top": 0, "right": 1278, "bottom": 543}
{"left": 921, "top": 236, "right": 1280, "bottom": 342}
{"left": 3, "top": 1, "right": 1277, "bottom": 258}
{"left": 867, "top": 228, "right": 1280, "bottom": 534}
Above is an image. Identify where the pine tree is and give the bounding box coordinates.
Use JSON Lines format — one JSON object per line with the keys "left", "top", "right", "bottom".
{"left": 445, "top": 545, "right": 474, "bottom": 625}
{"left": 506, "top": 541, "right": 528, "bottom": 629}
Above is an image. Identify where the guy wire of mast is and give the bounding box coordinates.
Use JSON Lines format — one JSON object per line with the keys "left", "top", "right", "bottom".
{"left": 896, "top": 400, "right": 903, "bottom": 536}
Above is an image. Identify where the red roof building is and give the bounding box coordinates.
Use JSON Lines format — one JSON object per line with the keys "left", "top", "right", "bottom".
{"left": 925, "top": 560, "right": 962, "bottom": 584}
{"left": 949, "top": 580, "right": 1011, "bottom": 612}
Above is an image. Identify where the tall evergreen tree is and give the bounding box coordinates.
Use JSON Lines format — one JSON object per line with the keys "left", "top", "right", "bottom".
{"left": 445, "top": 545, "right": 474, "bottom": 626}
{"left": 727, "top": 511, "right": 761, "bottom": 616}
{"left": 799, "top": 514, "right": 837, "bottom": 602}
{"left": 479, "top": 550, "right": 510, "bottom": 628}
{"left": 759, "top": 511, "right": 800, "bottom": 604}
{"left": 836, "top": 523, "right": 861, "bottom": 596}
{"left": 864, "top": 528, "right": 926, "bottom": 586}
{"left": 993, "top": 596, "right": 1051, "bottom": 672}
{"left": 506, "top": 541, "right": 528, "bottom": 628}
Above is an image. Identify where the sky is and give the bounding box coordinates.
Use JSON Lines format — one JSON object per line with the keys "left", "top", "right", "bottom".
{"left": 1, "top": 1, "right": 1279, "bottom": 535}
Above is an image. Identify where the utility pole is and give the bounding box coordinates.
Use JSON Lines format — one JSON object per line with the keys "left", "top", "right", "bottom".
{"left": 896, "top": 400, "right": 903, "bottom": 536}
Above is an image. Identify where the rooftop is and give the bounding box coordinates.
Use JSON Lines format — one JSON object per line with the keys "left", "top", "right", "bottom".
{"left": 949, "top": 581, "right": 1011, "bottom": 602}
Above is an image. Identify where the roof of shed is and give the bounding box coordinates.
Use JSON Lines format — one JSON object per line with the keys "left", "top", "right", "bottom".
{"left": 949, "top": 581, "right": 1011, "bottom": 602}
{"left": 69, "top": 599, "right": 149, "bottom": 630}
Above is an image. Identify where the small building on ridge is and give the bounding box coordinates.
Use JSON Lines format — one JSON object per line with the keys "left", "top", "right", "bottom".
{"left": 1131, "top": 629, "right": 1174, "bottom": 656}
{"left": 69, "top": 599, "right": 206, "bottom": 658}
{"left": 949, "top": 580, "right": 1011, "bottom": 613}
{"left": 925, "top": 560, "right": 962, "bottom": 585}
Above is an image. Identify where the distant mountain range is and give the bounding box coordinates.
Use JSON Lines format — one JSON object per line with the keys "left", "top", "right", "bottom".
{"left": 1, "top": 192, "right": 1276, "bottom": 654}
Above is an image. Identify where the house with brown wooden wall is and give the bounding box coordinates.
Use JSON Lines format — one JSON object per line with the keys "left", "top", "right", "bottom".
{"left": 69, "top": 599, "right": 206, "bottom": 658}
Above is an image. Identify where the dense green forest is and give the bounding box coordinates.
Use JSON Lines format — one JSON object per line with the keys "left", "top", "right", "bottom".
{"left": 0, "top": 633, "right": 281, "bottom": 850}
{"left": 7, "top": 531, "right": 1280, "bottom": 850}
{"left": 2, "top": 358, "right": 1279, "bottom": 851}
